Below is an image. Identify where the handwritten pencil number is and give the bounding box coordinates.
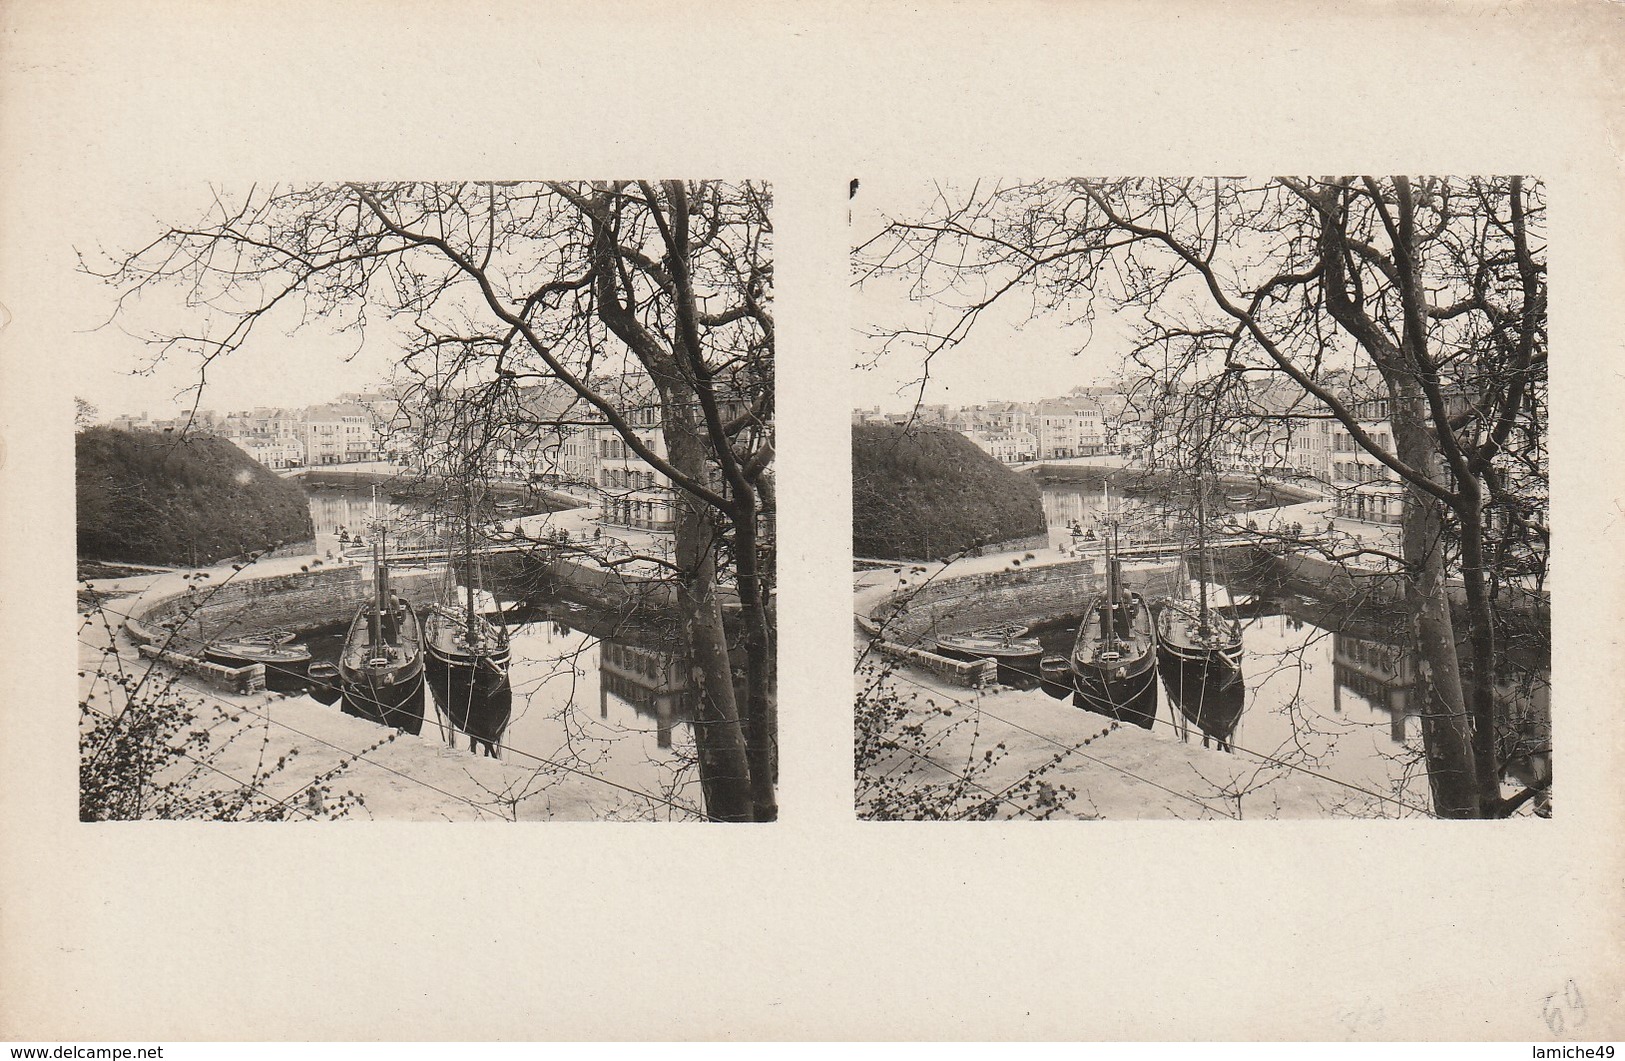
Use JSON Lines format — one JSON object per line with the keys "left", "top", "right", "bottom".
{"left": 1542, "top": 980, "right": 1587, "bottom": 1036}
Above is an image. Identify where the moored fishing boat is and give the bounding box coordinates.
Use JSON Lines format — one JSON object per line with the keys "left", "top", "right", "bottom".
{"left": 1070, "top": 557, "right": 1160, "bottom": 728}
{"left": 423, "top": 477, "right": 514, "bottom": 757}
{"left": 338, "top": 550, "right": 426, "bottom": 734}
{"left": 1157, "top": 462, "right": 1244, "bottom": 677}
{"left": 1070, "top": 483, "right": 1159, "bottom": 728}
{"left": 931, "top": 630, "right": 1043, "bottom": 672}
{"left": 1156, "top": 596, "right": 1244, "bottom": 670}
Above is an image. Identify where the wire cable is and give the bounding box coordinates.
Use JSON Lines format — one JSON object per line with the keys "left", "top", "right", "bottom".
{"left": 856, "top": 613, "right": 1440, "bottom": 817}
{"left": 81, "top": 594, "right": 711, "bottom": 819}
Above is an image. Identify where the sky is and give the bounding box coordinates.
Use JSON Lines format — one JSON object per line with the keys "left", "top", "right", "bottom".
{"left": 849, "top": 176, "right": 1133, "bottom": 413}
{"left": 64, "top": 182, "right": 404, "bottom": 420}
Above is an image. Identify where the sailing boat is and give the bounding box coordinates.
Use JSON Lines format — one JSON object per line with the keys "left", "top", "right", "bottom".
{"left": 423, "top": 479, "right": 513, "bottom": 757}
{"left": 338, "top": 542, "right": 427, "bottom": 734}
{"left": 1070, "top": 482, "right": 1159, "bottom": 729}
{"left": 1157, "top": 466, "right": 1244, "bottom": 675}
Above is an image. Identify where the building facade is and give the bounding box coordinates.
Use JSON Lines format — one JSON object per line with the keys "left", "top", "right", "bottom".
{"left": 596, "top": 404, "right": 677, "bottom": 532}
{"left": 303, "top": 403, "right": 379, "bottom": 465}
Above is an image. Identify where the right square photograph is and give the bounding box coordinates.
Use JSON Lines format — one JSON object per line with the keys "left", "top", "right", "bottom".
{"left": 851, "top": 176, "right": 1549, "bottom": 821}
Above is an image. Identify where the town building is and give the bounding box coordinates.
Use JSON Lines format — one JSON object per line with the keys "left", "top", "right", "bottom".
{"left": 227, "top": 434, "right": 304, "bottom": 470}
{"left": 596, "top": 402, "right": 677, "bottom": 532}
{"left": 303, "top": 403, "right": 379, "bottom": 465}
{"left": 966, "top": 430, "right": 1037, "bottom": 464}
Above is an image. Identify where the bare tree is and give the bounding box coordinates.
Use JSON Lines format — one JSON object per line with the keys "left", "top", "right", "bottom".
{"left": 91, "top": 181, "right": 776, "bottom": 821}
{"left": 857, "top": 177, "right": 1546, "bottom": 818}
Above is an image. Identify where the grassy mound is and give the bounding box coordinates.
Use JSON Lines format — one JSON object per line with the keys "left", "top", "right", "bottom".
{"left": 77, "top": 427, "right": 314, "bottom": 566}
{"left": 853, "top": 422, "right": 1048, "bottom": 560}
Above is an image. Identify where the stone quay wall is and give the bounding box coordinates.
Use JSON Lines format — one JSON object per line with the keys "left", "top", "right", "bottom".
{"left": 474, "top": 549, "right": 680, "bottom": 616}
{"left": 876, "top": 642, "right": 998, "bottom": 688}
{"left": 977, "top": 532, "right": 1053, "bottom": 556}
{"left": 125, "top": 564, "right": 449, "bottom": 647}
{"left": 136, "top": 644, "right": 265, "bottom": 694}
{"left": 865, "top": 557, "right": 1183, "bottom": 645}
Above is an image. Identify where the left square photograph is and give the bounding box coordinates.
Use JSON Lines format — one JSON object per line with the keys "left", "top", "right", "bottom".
{"left": 75, "top": 181, "right": 776, "bottom": 822}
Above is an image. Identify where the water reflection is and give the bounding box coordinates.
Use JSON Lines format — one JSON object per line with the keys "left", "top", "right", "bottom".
{"left": 1039, "top": 479, "right": 1264, "bottom": 540}
{"left": 1016, "top": 579, "right": 1551, "bottom": 815}
{"left": 1160, "top": 655, "right": 1245, "bottom": 752}
{"left": 305, "top": 484, "right": 551, "bottom": 551}
{"left": 295, "top": 604, "right": 704, "bottom": 820}
{"left": 597, "top": 637, "right": 695, "bottom": 751}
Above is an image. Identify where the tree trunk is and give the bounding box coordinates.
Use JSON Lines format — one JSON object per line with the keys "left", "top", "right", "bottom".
{"left": 1457, "top": 486, "right": 1503, "bottom": 810}
{"left": 729, "top": 495, "right": 778, "bottom": 820}
{"left": 662, "top": 398, "right": 756, "bottom": 822}
{"left": 1391, "top": 391, "right": 1481, "bottom": 818}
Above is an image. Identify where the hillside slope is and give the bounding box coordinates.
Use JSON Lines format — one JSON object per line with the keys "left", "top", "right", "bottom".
{"left": 77, "top": 427, "right": 315, "bottom": 566}
{"left": 852, "top": 423, "right": 1048, "bottom": 560}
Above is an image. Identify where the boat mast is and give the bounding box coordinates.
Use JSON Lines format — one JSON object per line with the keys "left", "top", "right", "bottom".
{"left": 465, "top": 476, "right": 478, "bottom": 650}
{"left": 370, "top": 541, "right": 383, "bottom": 654}
{"left": 1196, "top": 457, "right": 1209, "bottom": 630}
{"left": 1103, "top": 480, "right": 1119, "bottom": 653}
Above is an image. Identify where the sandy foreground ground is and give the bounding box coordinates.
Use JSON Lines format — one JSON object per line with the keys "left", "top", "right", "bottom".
{"left": 76, "top": 607, "right": 672, "bottom": 820}
{"left": 855, "top": 645, "right": 1376, "bottom": 820}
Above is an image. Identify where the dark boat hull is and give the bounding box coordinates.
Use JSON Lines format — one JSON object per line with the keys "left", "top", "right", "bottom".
{"left": 1158, "top": 652, "right": 1245, "bottom": 750}
{"left": 1071, "top": 589, "right": 1160, "bottom": 729}
{"left": 340, "top": 665, "right": 426, "bottom": 734}
{"left": 204, "top": 643, "right": 313, "bottom": 692}
{"left": 425, "top": 647, "right": 512, "bottom": 757}
{"left": 1072, "top": 657, "right": 1160, "bottom": 729}
{"left": 339, "top": 598, "right": 426, "bottom": 735}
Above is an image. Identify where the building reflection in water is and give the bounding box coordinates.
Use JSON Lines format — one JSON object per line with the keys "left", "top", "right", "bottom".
{"left": 1333, "top": 628, "right": 1550, "bottom": 804}
{"left": 1332, "top": 632, "right": 1415, "bottom": 743}
{"left": 597, "top": 637, "right": 695, "bottom": 750}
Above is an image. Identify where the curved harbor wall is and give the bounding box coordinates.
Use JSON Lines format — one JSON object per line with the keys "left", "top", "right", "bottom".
{"left": 290, "top": 465, "right": 586, "bottom": 512}
{"left": 125, "top": 564, "right": 449, "bottom": 647}
{"left": 125, "top": 550, "right": 693, "bottom": 652}
{"left": 863, "top": 557, "right": 1183, "bottom": 645}
{"left": 1229, "top": 545, "right": 1551, "bottom": 630}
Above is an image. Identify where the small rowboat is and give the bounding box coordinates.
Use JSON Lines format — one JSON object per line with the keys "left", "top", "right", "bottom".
{"left": 204, "top": 637, "right": 313, "bottom": 692}
{"left": 306, "top": 661, "right": 342, "bottom": 705}
{"left": 1039, "top": 655, "right": 1072, "bottom": 699}
{"left": 932, "top": 632, "right": 1043, "bottom": 671}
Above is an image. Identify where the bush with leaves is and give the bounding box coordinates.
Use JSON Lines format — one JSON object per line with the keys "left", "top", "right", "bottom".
{"left": 854, "top": 659, "right": 1089, "bottom": 820}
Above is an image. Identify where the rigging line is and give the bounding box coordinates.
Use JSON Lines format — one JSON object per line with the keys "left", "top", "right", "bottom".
{"left": 80, "top": 632, "right": 710, "bottom": 822}
{"left": 79, "top": 698, "right": 319, "bottom": 822}
{"left": 253, "top": 634, "right": 708, "bottom": 819}
{"left": 876, "top": 666, "right": 1238, "bottom": 818}
{"left": 863, "top": 731, "right": 1045, "bottom": 821}
{"left": 853, "top": 609, "right": 1440, "bottom": 815}
{"left": 79, "top": 634, "right": 510, "bottom": 820}
{"left": 863, "top": 653, "right": 1436, "bottom": 817}
{"left": 966, "top": 716, "right": 1121, "bottom": 817}
{"left": 888, "top": 649, "right": 1434, "bottom": 817}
